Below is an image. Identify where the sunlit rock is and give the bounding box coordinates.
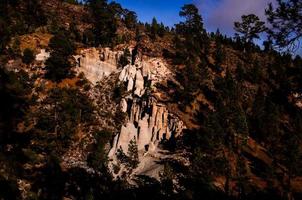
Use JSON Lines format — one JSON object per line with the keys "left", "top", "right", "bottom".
{"left": 35, "top": 49, "right": 50, "bottom": 62}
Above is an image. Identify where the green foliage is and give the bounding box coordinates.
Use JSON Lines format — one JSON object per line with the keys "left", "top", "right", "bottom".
{"left": 214, "top": 40, "right": 225, "bottom": 71}
{"left": 124, "top": 10, "right": 137, "bottom": 29}
{"left": 236, "top": 63, "right": 246, "bottom": 82}
{"left": 127, "top": 139, "right": 139, "bottom": 169}
{"left": 146, "top": 17, "right": 166, "bottom": 40}
{"left": 116, "top": 138, "right": 140, "bottom": 171}
{"left": 113, "top": 83, "right": 127, "bottom": 102}
{"left": 250, "top": 60, "right": 263, "bottom": 83}
{"left": 34, "top": 88, "right": 94, "bottom": 153}
{"left": 234, "top": 14, "right": 266, "bottom": 43}
{"left": 69, "top": 20, "right": 81, "bottom": 42}
{"left": 118, "top": 48, "right": 131, "bottom": 68}
{"left": 64, "top": 0, "right": 79, "bottom": 4}
{"left": 0, "top": 67, "right": 31, "bottom": 144}
{"left": 176, "top": 4, "right": 206, "bottom": 46}
{"left": 45, "top": 52, "right": 73, "bottom": 82}
{"left": 88, "top": 0, "right": 117, "bottom": 46}
{"left": 266, "top": 0, "right": 302, "bottom": 51}
{"left": 22, "top": 48, "right": 35, "bottom": 64}
{"left": 150, "top": 17, "right": 159, "bottom": 40}
{"left": 48, "top": 33, "right": 75, "bottom": 56}
{"left": 82, "top": 29, "right": 96, "bottom": 46}
{"left": 0, "top": 18, "right": 10, "bottom": 52}
{"left": 45, "top": 33, "right": 75, "bottom": 82}
{"left": 0, "top": 0, "right": 46, "bottom": 42}
{"left": 10, "top": 37, "right": 21, "bottom": 56}
{"left": 87, "top": 130, "right": 112, "bottom": 171}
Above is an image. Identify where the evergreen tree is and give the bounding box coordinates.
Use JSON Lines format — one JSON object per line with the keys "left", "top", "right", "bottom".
{"left": 266, "top": 0, "right": 302, "bottom": 51}
{"left": 176, "top": 4, "right": 206, "bottom": 53}
{"left": 124, "top": 10, "right": 137, "bottom": 29}
{"left": 127, "top": 138, "right": 139, "bottom": 169}
{"left": 45, "top": 33, "right": 75, "bottom": 82}
{"left": 234, "top": 14, "right": 266, "bottom": 43}
{"left": 150, "top": 17, "right": 159, "bottom": 40}
{"left": 236, "top": 63, "right": 246, "bottom": 82}
{"left": 88, "top": 0, "right": 117, "bottom": 46}
{"left": 118, "top": 48, "right": 131, "bottom": 68}
{"left": 22, "top": 48, "right": 35, "bottom": 64}
{"left": 214, "top": 39, "right": 225, "bottom": 72}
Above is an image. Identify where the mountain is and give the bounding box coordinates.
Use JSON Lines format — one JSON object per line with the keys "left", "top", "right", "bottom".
{"left": 0, "top": 0, "right": 302, "bottom": 199}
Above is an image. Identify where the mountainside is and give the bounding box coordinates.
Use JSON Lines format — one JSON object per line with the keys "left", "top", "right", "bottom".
{"left": 0, "top": 0, "right": 302, "bottom": 200}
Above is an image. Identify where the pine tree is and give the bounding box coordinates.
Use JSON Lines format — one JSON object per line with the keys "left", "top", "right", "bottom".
{"left": 22, "top": 48, "right": 35, "bottom": 64}
{"left": 234, "top": 14, "right": 266, "bottom": 43}
{"left": 88, "top": 0, "right": 117, "bottom": 46}
{"left": 150, "top": 17, "right": 159, "bottom": 40}
{"left": 45, "top": 33, "right": 75, "bottom": 82}
{"left": 266, "top": 0, "right": 302, "bottom": 51}
{"left": 118, "top": 48, "right": 131, "bottom": 68}
{"left": 124, "top": 10, "right": 137, "bottom": 29}
{"left": 214, "top": 39, "right": 225, "bottom": 72}
{"left": 127, "top": 138, "right": 139, "bottom": 169}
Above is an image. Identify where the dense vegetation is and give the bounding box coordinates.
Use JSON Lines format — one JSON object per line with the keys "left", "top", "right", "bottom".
{"left": 0, "top": 0, "right": 302, "bottom": 199}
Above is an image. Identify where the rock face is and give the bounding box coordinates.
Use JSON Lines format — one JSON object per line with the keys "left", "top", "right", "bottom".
{"left": 35, "top": 49, "right": 50, "bottom": 62}
{"left": 108, "top": 55, "right": 185, "bottom": 180}
{"left": 109, "top": 97, "right": 184, "bottom": 154}
{"left": 74, "top": 48, "right": 122, "bottom": 84}
{"left": 72, "top": 47, "right": 185, "bottom": 180}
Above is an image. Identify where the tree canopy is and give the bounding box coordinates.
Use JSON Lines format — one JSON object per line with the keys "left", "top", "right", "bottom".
{"left": 266, "top": 0, "right": 302, "bottom": 51}
{"left": 234, "top": 14, "right": 266, "bottom": 43}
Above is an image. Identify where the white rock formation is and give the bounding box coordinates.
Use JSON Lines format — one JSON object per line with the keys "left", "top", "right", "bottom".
{"left": 108, "top": 54, "right": 185, "bottom": 180}
{"left": 74, "top": 48, "right": 122, "bottom": 84}
{"left": 134, "top": 69, "right": 145, "bottom": 96}
{"left": 120, "top": 98, "right": 128, "bottom": 113}
{"left": 72, "top": 47, "right": 185, "bottom": 180}
{"left": 109, "top": 97, "right": 184, "bottom": 155}
{"left": 35, "top": 49, "right": 50, "bottom": 62}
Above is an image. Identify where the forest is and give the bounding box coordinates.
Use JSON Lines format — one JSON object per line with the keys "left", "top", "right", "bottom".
{"left": 0, "top": 0, "right": 302, "bottom": 200}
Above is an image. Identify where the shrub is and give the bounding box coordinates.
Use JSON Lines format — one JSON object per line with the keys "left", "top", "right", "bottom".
{"left": 118, "top": 48, "right": 130, "bottom": 68}
{"left": 22, "top": 48, "right": 35, "bottom": 64}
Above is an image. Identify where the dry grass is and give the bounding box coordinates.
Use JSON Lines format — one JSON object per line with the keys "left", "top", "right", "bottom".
{"left": 18, "top": 32, "right": 53, "bottom": 53}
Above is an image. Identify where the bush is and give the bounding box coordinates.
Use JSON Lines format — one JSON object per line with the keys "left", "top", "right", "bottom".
{"left": 22, "top": 48, "right": 35, "bottom": 64}
{"left": 118, "top": 48, "right": 130, "bottom": 68}
{"left": 49, "top": 33, "right": 75, "bottom": 56}
{"left": 45, "top": 52, "right": 74, "bottom": 82}
{"left": 45, "top": 33, "right": 75, "bottom": 82}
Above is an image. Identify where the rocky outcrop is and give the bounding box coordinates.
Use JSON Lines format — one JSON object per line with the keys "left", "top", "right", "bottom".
{"left": 109, "top": 97, "right": 184, "bottom": 155}
{"left": 74, "top": 48, "right": 122, "bottom": 84}
{"left": 108, "top": 55, "right": 185, "bottom": 180}
{"left": 71, "top": 47, "right": 185, "bottom": 180}
{"left": 35, "top": 49, "right": 50, "bottom": 62}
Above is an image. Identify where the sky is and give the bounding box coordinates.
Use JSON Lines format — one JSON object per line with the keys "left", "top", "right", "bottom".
{"left": 111, "top": 0, "right": 301, "bottom": 55}
{"left": 110, "top": 0, "right": 191, "bottom": 27}
{"left": 111, "top": 0, "right": 276, "bottom": 35}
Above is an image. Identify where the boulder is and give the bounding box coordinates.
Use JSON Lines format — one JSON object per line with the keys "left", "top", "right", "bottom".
{"left": 35, "top": 49, "right": 50, "bottom": 62}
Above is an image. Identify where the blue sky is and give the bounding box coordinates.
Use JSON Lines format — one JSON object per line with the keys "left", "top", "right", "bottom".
{"left": 110, "top": 0, "right": 192, "bottom": 27}
{"left": 111, "top": 0, "right": 275, "bottom": 34}
{"left": 110, "top": 0, "right": 301, "bottom": 55}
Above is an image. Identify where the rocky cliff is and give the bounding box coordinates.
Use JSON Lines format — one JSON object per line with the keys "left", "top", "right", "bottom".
{"left": 74, "top": 48, "right": 123, "bottom": 84}
{"left": 108, "top": 53, "right": 185, "bottom": 180}
{"left": 73, "top": 47, "right": 186, "bottom": 179}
